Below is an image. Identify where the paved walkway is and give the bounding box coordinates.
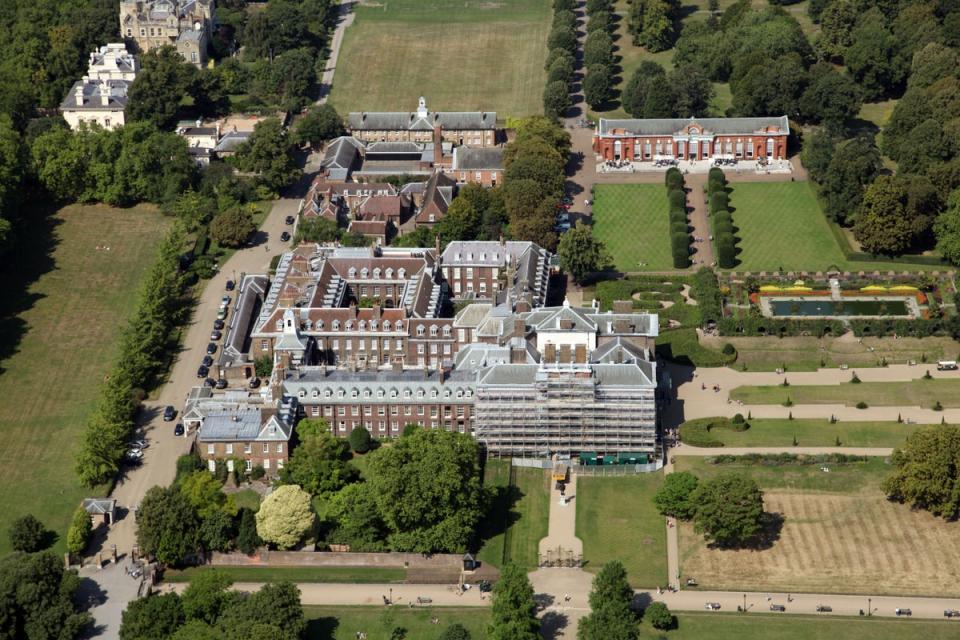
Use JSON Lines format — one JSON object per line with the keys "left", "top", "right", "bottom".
{"left": 316, "top": 0, "right": 355, "bottom": 104}
{"left": 684, "top": 174, "right": 714, "bottom": 267}
{"left": 82, "top": 197, "right": 300, "bottom": 638}
{"left": 162, "top": 581, "right": 488, "bottom": 606}
{"left": 538, "top": 474, "right": 583, "bottom": 559}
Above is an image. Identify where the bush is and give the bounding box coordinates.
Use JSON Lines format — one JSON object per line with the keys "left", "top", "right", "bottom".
{"left": 9, "top": 515, "right": 47, "bottom": 553}
{"left": 732, "top": 413, "right": 744, "bottom": 423}
{"left": 670, "top": 221, "right": 688, "bottom": 236}
{"left": 586, "top": 9, "right": 611, "bottom": 32}
{"left": 856, "top": 401, "right": 868, "bottom": 409}
{"left": 251, "top": 465, "right": 266, "bottom": 480}
{"left": 716, "top": 234, "right": 736, "bottom": 268}
{"left": 67, "top": 507, "right": 93, "bottom": 557}
{"left": 665, "top": 167, "right": 684, "bottom": 190}
{"left": 933, "top": 400, "right": 943, "bottom": 411}
{"left": 348, "top": 426, "right": 372, "bottom": 454}
{"left": 709, "top": 192, "right": 729, "bottom": 213}
{"left": 671, "top": 232, "right": 690, "bottom": 268}
{"left": 668, "top": 188, "right": 686, "bottom": 211}
{"left": 175, "top": 452, "right": 204, "bottom": 482}
{"left": 646, "top": 601, "right": 674, "bottom": 630}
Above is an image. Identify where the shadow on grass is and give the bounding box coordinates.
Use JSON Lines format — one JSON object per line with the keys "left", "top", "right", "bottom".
{"left": 305, "top": 615, "right": 339, "bottom": 640}
{"left": 0, "top": 206, "right": 61, "bottom": 378}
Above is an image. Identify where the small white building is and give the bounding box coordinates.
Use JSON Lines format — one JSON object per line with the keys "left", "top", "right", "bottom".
{"left": 60, "top": 43, "right": 138, "bottom": 131}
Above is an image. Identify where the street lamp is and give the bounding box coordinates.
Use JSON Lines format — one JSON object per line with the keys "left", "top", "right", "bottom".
{"left": 743, "top": 594, "right": 747, "bottom": 613}
{"left": 389, "top": 588, "right": 393, "bottom": 605}
{"left": 868, "top": 597, "right": 871, "bottom": 616}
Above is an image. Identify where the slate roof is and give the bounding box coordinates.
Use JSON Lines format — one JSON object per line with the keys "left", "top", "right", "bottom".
{"left": 348, "top": 111, "right": 496, "bottom": 131}
{"left": 452, "top": 146, "right": 504, "bottom": 171}
{"left": 597, "top": 116, "right": 790, "bottom": 137}
{"left": 322, "top": 136, "right": 363, "bottom": 170}
{"left": 61, "top": 79, "right": 131, "bottom": 110}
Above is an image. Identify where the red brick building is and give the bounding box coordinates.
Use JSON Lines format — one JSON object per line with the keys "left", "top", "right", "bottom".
{"left": 593, "top": 116, "right": 789, "bottom": 163}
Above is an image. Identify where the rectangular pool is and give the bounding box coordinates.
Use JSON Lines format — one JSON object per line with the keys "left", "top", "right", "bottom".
{"left": 768, "top": 298, "right": 911, "bottom": 317}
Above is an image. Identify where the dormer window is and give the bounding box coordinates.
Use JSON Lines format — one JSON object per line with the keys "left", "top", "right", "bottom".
{"left": 371, "top": 321, "right": 378, "bottom": 330}
{"left": 359, "top": 321, "right": 366, "bottom": 331}
{"left": 373, "top": 268, "right": 381, "bottom": 278}
{"left": 312, "top": 389, "right": 319, "bottom": 398}
{"left": 317, "top": 320, "right": 324, "bottom": 330}
{"left": 351, "top": 388, "right": 359, "bottom": 398}
{"left": 386, "top": 268, "right": 393, "bottom": 278}
{"left": 417, "top": 325, "right": 425, "bottom": 336}
{"left": 430, "top": 325, "right": 438, "bottom": 336}
{"left": 383, "top": 320, "right": 391, "bottom": 331}
{"left": 398, "top": 268, "right": 406, "bottom": 279}
{"left": 442, "top": 326, "right": 451, "bottom": 337}
{"left": 417, "top": 389, "right": 425, "bottom": 398}
{"left": 348, "top": 267, "right": 357, "bottom": 277}
{"left": 298, "top": 389, "right": 306, "bottom": 398}
{"left": 332, "top": 320, "right": 340, "bottom": 330}
{"left": 404, "top": 389, "right": 412, "bottom": 398}
{"left": 324, "top": 389, "right": 332, "bottom": 398}
{"left": 361, "top": 268, "right": 369, "bottom": 278}
{"left": 363, "top": 389, "right": 371, "bottom": 398}
{"left": 346, "top": 321, "right": 354, "bottom": 330}
{"left": 377, "top": 389, "right": 385, "bottom": 398}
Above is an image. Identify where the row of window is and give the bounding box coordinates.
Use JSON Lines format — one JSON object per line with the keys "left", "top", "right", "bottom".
{"left": 298, "top": 385, "right": 473, "bottom": 400}
{"left": 206, "top": 442, "right": 284, "bottom": 455}
{"left": 346, "top": 267, "right": 407, "bottom": 279}
{"left": 308, "top": 404, "right": 467, "bottom": 418}
{"left": 334, "top": 420, "right": 467, "bottom": 434}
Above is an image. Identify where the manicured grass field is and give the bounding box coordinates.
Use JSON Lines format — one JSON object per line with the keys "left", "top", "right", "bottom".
{"left": 304, "top": 605, "right": 489, "bottom": 640}
{"left": 729, "top": 377, "right": 960, "bottom": 408}
{"left": 328, "top": 0, "right": 551, "bottom": 118}
{"left": 702, "top": 335, "right": 960, "bottom": 372}
{"left": 0, "top": 204, "right": 167, "bottom": 555}
{"left": 477, "top": 460, "right": 550, "bottom": 570}
{"left": 576, "top": 474, "right": 667, "bottom": 587}
{"left": 641, "top": 612, "right": 960, "bottom": 640}
{"left": 164, "top": 566, "right": 406, "bottom": 584}
{"left": 675, "top": 456, "right": 960, "bottom": 595}
{"left": 725, "top": 182, "right": 937, "bottom": 272}
{"left": 681, "top": 417, "right": 918, "bottom": 447}
{"left": 592, "top": 184, "right": 674, "bottom": 272}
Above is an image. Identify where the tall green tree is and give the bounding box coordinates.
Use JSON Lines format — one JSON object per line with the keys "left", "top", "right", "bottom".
{"left": 217, "top": 582, "right": 306, "bottom": 640}
{"left": 232, "top": 117, "right": 301, "bottom": 192}
{"left": 120, "top": 593, "right": 184, "bottom": 640}
{"left": 883, "top": 424, "right": 960, "bottom": 518}
{"left": 280, "top": 429, "right": 355, "bottom": 496}
{"left": 854, "top": 175, "right": 934, "bottom": 255}
{"left": 0, "top": 551, "right": 91, "bottom": 640}
{"left": 584, "top": 64, "right": 614, "bottom": 109}
{"left": 622, "top": 61, "right": 668, "bottom": 117}
{"left": 181, "top": 569, "right": 234, "bottom": 625}
{"left": 136, "top": 485, "right": 200, "bottom": 565}
{"left": 293, "top": 104, "right": 345, "bottom": 149}
{"left": 436, "top": 196, "right": 482, "bottom": 245}
{"left": 935, "top": 188, "right": 960, "bottom": 265}
{"left": 367, "top": 429, "right": 486, "bottom": 553}
{"left": 255, "top": 485, "right": 315, "bottom": 550}
{"left": 489, "top": 564, "right": 540, "bottom": 640}
{"left": 691, "top": 473, "right": 764, "bottom": 547}
{"left": 653, "top": 471, "right": 700, "bottom": 519}
{"left": 209, "top": 205, "right": 257, "bottom": 248}
{"left": 668, "top": 66, "right": 714, "bottom": 117}
{"left": 819, "top": 135, "right": 881, "bottom": 225}
{"left": 799, "top": 63, "right": 861, "bottom": 126}
{"left": 558, "top": 221, "right": 612, "bottom": 283}
{"left": 543, "top": 80, "right": 572, "bottom": 119}
{"left": 127, "top": 46, "right": 198, "bottom": 130}
{"left": 844, "top": 8, "right": 906, "bottom": 100}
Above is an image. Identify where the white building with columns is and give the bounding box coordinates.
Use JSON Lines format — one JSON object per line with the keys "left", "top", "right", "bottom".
{"left": 60, "top": 43, "right": 139, "bottom": 131}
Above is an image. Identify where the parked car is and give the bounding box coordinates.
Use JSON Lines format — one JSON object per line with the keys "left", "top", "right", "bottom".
{"left": 280, "top": 231, "right": 291, "bottom": 242}
{"left": 249, "top": 377, "right": 261, "bottom": 389}
{"left": 895, "top": 608, "right": 912, "bottom": 617}
{"left": 203, "top": 377, "right": 216, "bottom": 388}
{"left": 705, "top": 603, "right": 721, "bottom": 611}
{"left": 213, "top": 319, "right": 224, "bottom": 331}
{"left": 174, "top": 423, "right": 184, "bottom": 436}
{"left": 163, "top": 405, "right": 176, "bottom": 421}
{"left": 554, "top": 222, "right": 571, "bottom": 233}
{"left": 210, "top": 330, "right": 222, "bottom": 341}
{"left": 561, "top": 196, "right": 573, "bottom": 205}
{"left": 197, "top": 365, "right": 209, "bottom": 378}
{"left": 202, "top": 355, "right": 213, "bottom": 367}
{"left": 217, "top": 308, "right": 227, "bottom": 320}
{"left": 770, "top": 604, "right": 786, "bottom": 612}
{"left": 478, "top": 580, "right": 492, "bottom": 593}
{"left": 225, "top": 280, "right": 235, "bottom": 291}
{"left": 125, "top": 448, "right": 143, "bottom": 462}
{"left": 944, "top": 609, "right": 960, "bottom": 618}
{"left": 285, "top": 215, "right": 295, "bottom": 225}
{"left": 816, "top": 605, "right": 832, "bottom": 613}
{"left": 215, "top": 378, "right": 228, "bottom": 389}
{"left": 206, "top": 343, "right": 217, "bottom": 355}
{"left": 556, "top": 212, "right": 570, "bottom": 224}
{"left": 129, "top": 439, "right": 148, "bottom": 450}
{"left": 220, "top": 295, "right": 231, "bottom": 309}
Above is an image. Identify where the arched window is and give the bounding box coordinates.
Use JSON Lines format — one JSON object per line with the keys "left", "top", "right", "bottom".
{"left": 417, "top": 325, "right": 425, "bottom": 336}
{"left": 346, "top": 320, "right": 354, "bottom": 330}
{"left": 332, "top": 320, "right": 341, "bottom": 330}
{"left": 348, "top": 267, "right": 357, "bottom": 277}
{"left": 373, "top": 268, "right": 381, "bottom": 278}
{"left": 398, "top": 268, "right": 406, "bottom": 279}
{"left": 430, "top": 325, "right": 438, "bottom": 336}
{"left": 383, "top": 320, "right": 391, "bottom": 331}
{"left": 359, "top": 321, "right": 367, "bottom": 331}
{"left": 361, "top": 268, "right": 369, "bottom": 278}
{"left": 386, "top": 268, "right": 394, "bottom": 279}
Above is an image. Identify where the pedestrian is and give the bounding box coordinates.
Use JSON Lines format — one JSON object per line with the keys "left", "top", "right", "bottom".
{"left": 564, "top": 594, "right": 571, "bottom": 602}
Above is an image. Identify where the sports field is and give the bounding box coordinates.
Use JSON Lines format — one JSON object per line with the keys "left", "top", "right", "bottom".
{"left": 328, "top": 0, "right": 551, "bottom": 118}
{"left": 729, "top": 377, "right": 960, "bottom": 408}
{"left": 0, "top": 204, "right": 167, "bottom": 554}
{"left": 675, "top": 457, "right": 960, "bottom": 595}
{"left": 576, "top": 473, "right": 667, "bottom": 587}
{"left": 592, "top": 184, "right": 674, "bottom": 272}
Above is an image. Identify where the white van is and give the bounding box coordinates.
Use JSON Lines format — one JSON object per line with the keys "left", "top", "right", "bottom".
{"left": 937, "top": 360, "right": 958, "bottom": 370}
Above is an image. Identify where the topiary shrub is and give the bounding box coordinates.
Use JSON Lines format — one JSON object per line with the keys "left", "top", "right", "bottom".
{"left": 856, "top": 401, "right": 868, "bottom": 409}
{"left": 716, "top": 234, "right": 736, "bottom": 268}
{"left": 731, "top": 413, "right": 745, "bottom": 424}
{"left": 665, "top": 167, "right": 684, "bottom": 190}
{"left": 348, "top": 426, "right": 373, "bottom": 453}
{"left": 668, "top": 189, "right": 686, "bottom": 211}
{"left": 709, "top": 192, "right": 729, "bottom": 213}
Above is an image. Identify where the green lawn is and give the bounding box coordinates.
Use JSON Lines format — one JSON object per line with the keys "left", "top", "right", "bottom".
{"left": 164, "top": 566, "right": 406, "bottom": 584}
{"left": 673, "top": 456, "right": 891, "bottom": 493}
{"left": 592, "top": 184, "right": 674, "bottom": 272}
{"left": 640, "top": 612, "right": 960, "bottom": 640}
{"left": 0, "top": 203, "right": 168, "bottom": 555}
{"left": 305, "top": 606, "right": 488, "bottom": 640}
{"left": 858, "top": 99, "right": 899, "bottom": 129}
{"left": 730, "top": 378, "right": 960, "bottom": 408}
{"left": 328, "top": 0, "right": 550, "bottom": 118}
{"left": 477, "top": 460, "right": 549, "bottom": 570}
{"left": 576, "top": 474, "right": 667, "bottom": 587}
{"left": 680, "top": 417, "right": 919, "bottom": 448}
{"left": 231, "top": 488, "right": 262, "bottom": 512}
{"left": 704, "top": 335, "right": 960, "bottom": 372}
{"left": 656, "top": 328, "right": 734, "bottom": 367}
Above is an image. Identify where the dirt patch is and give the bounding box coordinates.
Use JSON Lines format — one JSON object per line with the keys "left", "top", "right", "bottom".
{"left": 679, "top": 489, "right": 960, "bottom": 596}
{"left": 680, "top": 284, "right": 697, "bottom": 305}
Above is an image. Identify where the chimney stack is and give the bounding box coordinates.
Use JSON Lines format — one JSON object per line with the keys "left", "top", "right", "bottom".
{"left": 100, "top": 81, "right": 110, "bottom": 107}
{"left": 433, "top": 126, "right": 443, "bottom": 166}
{"left": 75, "top": 85, "right": 85, "bottom": 106}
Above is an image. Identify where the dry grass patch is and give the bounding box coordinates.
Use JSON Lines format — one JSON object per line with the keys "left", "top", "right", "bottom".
{"left": 679, "top": 488, "right": 960, "bottom": 596}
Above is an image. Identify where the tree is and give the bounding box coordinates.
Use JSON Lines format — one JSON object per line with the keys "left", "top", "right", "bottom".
{"left": 645, "top": 602, "right": 673, "bottom": 630}
{"left": 819, "top": 135, "right": 881, "bottom": 225}
{"left": 558, "top": 221, "right": 613, "bottom": 283}
{"left": 67, "top": 507, "right": 92, "bottom": 557}
{"left": 170, "top": 620, "right": 224, "bottom": 640}
{"left": 0, "top": 551, "right": 91, "bottom": 640}
{"left": 199, "top": 510, "right": 237, "bottom": 552}
{"left": 853, "top": 175, "right": 922, "bottom": 256}
{"left": 280, "top": 429, "right": 355, "bottom": 496}
{"left": 218, "top": 582, "right": 306, "bottom": 640}
{"left": 844, "top": 9, "right": 905, "bottom": 100}
{"left": 236, "top": 507, "right": 262, "bottom": 555}
{"left": 489, "top": 564, "right": 540, "bottom": 640}
{"left": 799, "top": 63, "right": 861, "bottom": 126}
{"left": 321, "top": 482, "right": 389, "bottom": 551}
{"left": 622, "top": 61, "right": 667, "bottom": 117}
{"left": 136, "top": 485, "right": 200, "bottom": 565}
{"left": 883, "top": 424, "right": 960, "bottom": 518}
{"left": 584, "top": 31, "right": 614, "bottom": 67}
{"left": 127, "top": 46, "right": 197, "bottom": 130}
{"left": 181, "top": 569, "right": 234, "bottom": 625}
{"left": 120, "top": 593, "right": 184, "bottom": 640}
{"left": 9, "top": 514, "right": 47, "bottom": 553}
{"left": 190, "top": 70, "right": 229, "bottom": 119}
{"left": 636, "top": 0, "right": 675, "bottom": 52}
{"left": 548, "top": 26, "right": 577, "bottom": 52}
{"left": 732, "top": 53, "right": 808, "bottom": 119}
{"left": 255, "top": 484, "right": 315, "bottom": 549}
{"left": 210, "top": 206, "right": 257, "bottom": 248}
{"left": 348, "top": 425, "right": 373, "bottom": 453}
{"left": 584, "top": 64, "right": 614, "bottom": 108}
{"left": 232, "top": 117, "right": 301, "bottom": 193}
{"left": 801, "top": 128, "right": 836, "bottom": 184}
{"left": 897, "top": 118, "right": 951, "bottom": 174}
{"left": 909, "top": 43, "right": 960, "bottom": 90}
{"left": 543, "top": 81, "right": 572, "bottom": 119}
{"left": 691, "top": 473, "right": 764, "bottom": 547}
{"left": 668, "top": 66, "right": 714, "bottom": 117}
{"left": 436, "top": 196, "right": 481, "bottom": 245}
{"left": 547, "top": 53, "right": 575, "bottom": 86}
{"left": 653, "top": 471, "right": 700, "bottom": 519}
{"left": 439, "top": 623, "right": 472, "bottom": 640}
{"left": 180, "top": 471, "right": 233, "bottom": 519}
{"left": 936, "top": 189, "right": 960, "bottom": 265}
{"left": 588, "top": 561, "right": 633, "bottom": 611}
{"left": 578, "top": 599, "right": 638, "bottom": 640}
{"left": 367, "top": 429, "right": 486, "bottom": 553}
{"left": 251, "top": 49, "right": 317, "bottom": 111}
{"left": 294, "top": 104, "right": 345, "bottom": 149}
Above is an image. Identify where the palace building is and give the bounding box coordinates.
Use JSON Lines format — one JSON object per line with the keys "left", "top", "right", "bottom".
{"left": 592, "top": 116, "right": 790, "bottom": 163}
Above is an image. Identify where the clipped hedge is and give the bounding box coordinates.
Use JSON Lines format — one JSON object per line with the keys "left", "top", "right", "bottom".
{"left": 717, "top": 316, "right": 846, "bottom": 337}
{"left": 691, "top": 267, "right": 723, "bottom": 324}
{"left": 671, "top": 231, "right": 690, "bottom": 268}
{"left": 665, "top": 167, "right": 684, "bottom": 190}
{"left": 709, "top": 192, "right": 729, "bottom": 214}
{"left": 716, "top": 234, "right": 736, "bottom": 268}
